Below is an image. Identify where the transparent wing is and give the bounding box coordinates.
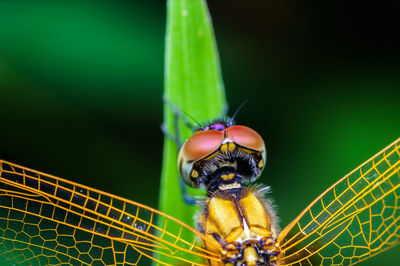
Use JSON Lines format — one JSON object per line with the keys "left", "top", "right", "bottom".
{"left": 277, "top": 138, "right": 400, "bottom": 265}
{"left": 0, "top": 161, "right": 221, "bottom": 265}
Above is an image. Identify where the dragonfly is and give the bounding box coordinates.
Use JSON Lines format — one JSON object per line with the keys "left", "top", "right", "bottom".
{"left": 0, "top": 133, "right": 399, "bottom": 265}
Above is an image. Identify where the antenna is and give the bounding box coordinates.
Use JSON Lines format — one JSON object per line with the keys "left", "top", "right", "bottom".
{"left": 181, "top": 109, "right": 203, "bottom": 129}
{"left": 163, "top": 95, "right": 202, "bottom": 128}
{"left": 228, "top": 100, "right": 248, "bottom": 125}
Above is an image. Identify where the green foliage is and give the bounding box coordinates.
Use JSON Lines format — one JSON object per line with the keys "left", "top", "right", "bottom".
{"left": 159, "top": 0, "right": 226, "bottom": 228}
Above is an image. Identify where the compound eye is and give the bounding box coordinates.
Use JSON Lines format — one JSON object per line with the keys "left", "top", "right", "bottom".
{"left": 181, "top": 130, "right": 224, "bottom": 162}
{"left": 225, "top": 125, "right": 264, "bottom": 151}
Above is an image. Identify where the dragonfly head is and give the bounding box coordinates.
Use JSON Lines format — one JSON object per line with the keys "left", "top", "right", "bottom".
{"left": 178, "top": 124, "right": 266, "bottom": 188}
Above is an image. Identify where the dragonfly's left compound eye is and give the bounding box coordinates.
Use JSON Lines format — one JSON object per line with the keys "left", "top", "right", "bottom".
{"left": 178, "top": 130, "right": 224, "bottom": 187}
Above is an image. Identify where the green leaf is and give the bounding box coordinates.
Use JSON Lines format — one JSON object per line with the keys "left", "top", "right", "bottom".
{"left": 159, "top": 0, "right": 226, "bottom": 231}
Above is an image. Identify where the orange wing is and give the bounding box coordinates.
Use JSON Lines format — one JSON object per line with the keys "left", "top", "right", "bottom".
{"left": 277, "top": 138, "right": 400, "bottom": 265}
{"left": 0, "top": 160, "right": 221, "bottom": 265}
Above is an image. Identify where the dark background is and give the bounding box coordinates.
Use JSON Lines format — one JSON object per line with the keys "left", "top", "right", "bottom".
{"left": 0, "top": 1, "right": 399, "bottom": 265}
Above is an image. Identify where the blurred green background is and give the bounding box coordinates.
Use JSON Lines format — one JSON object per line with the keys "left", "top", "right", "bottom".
{"left": 0, "top": 1, "right": 399, "bottom": 265}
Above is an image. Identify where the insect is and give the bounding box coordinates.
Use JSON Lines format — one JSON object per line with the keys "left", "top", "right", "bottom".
{"left": 0, "top": 128, "right": 399, "bottom": 265}
{"left": 177, "top": 120, "right": 277, "bottom": 265}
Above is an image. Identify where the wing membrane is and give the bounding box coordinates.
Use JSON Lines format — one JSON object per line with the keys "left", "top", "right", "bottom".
{"left": 278, "top": 138, "right": 400, "bottom": 265}
{"left": 0, "top": 161, "right": 221, "bottom": 265}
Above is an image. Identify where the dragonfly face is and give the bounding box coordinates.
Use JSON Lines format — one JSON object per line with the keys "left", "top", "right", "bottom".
{"left": 178, "top": 121, "right": 266, "bottom": 190}
{"left": 0, "top": 137, "right": 399, "bottom": 265}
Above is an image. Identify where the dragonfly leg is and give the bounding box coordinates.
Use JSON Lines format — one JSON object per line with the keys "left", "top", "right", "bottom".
{"left": 162, "top": 122, "right": 197, "bottom": 204}
{"left": 163, "top": 96, "right": 195, "bottom": 130}
{"left": 162, "top": 123, "right": 196, "bottom": 205}
{"left": 179, "top": 178, "right": 197, "bottom": 205}
{"left": 160, "top": 123, "right": 182, "bottom": 148}
{"left": 162, "top": 96, "right": 197, "bottom": 148}
{"left": 162, "top": 96, "right": 199, "bottom": 205}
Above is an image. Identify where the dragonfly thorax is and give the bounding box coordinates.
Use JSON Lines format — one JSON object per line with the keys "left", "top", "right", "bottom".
{"left": 198, "top": 170, "right": 281, "bottom": 265}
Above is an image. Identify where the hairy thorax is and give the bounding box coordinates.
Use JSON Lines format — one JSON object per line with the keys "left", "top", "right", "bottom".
{"left": 199, "top": 186, "right": 281, "bottom": 266}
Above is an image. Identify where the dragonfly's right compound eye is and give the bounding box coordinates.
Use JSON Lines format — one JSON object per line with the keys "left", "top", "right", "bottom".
{"left": 178, "top": 130, "right": 224, "bottom": 187}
